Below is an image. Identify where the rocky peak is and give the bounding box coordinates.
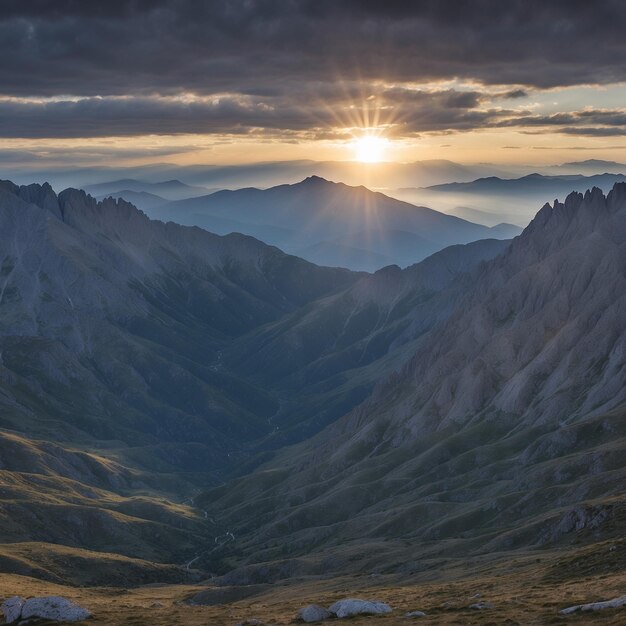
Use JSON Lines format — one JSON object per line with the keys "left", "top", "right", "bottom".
{"left": 523, "top": 184, "right": 623, "bottom": 238}
{"left": 57, "top": 188, "right": 153, "bottom": 244}
{"left": 502, "top": 183, "right": 626, "bottom": 268}
{"left": 300, "top": 175, "right": 329, "bottom": 185}
{"left": 0, "top": 180, "right": 62, "bottom": 220}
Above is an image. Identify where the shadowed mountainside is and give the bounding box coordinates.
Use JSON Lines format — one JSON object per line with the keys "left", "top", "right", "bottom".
{"left": 0, "top": 179, "right": 509, "bottom": 582}
{"left": 198, "top": 184, "right": 626, "bottom": 581}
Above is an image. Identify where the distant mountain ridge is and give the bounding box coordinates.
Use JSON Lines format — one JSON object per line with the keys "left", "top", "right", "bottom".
{"left": 149, "top": 176, "right": 520, "bottom": 270}
{"left": 427, "top": 172, "right": 626, "bottom": 195}
{"left": 84, "top": 178, "right": 211, "bottom": 201}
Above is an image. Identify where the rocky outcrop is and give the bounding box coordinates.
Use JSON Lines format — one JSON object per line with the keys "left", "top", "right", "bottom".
{"left": 1, "top": 597, "right": 23, "bottom": 623}
{"left": 559, "top": 594, "right": 626, "bottom": 614}
{"left": 2, "top": 596, "right": 91, "bottom": 623}
{"left": 296, "top": 604, "right": 333, "bottom": 622}
{"left": 328, "top": 598, "right": 392, "bottom": 618}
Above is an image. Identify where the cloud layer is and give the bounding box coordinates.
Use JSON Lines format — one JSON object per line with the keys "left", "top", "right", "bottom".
{"left": 1, "top": 1, "right": 625, "bottom": 140}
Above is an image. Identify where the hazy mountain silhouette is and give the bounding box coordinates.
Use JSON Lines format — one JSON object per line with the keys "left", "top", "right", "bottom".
{"left": 150, "top": 176, "right": 520, "bottom": 271}
{"left": 427, "top": 172, "right": 626, "bottom": 196}
{"left": 84, "top": 178, "right": 211, "bottom": 201}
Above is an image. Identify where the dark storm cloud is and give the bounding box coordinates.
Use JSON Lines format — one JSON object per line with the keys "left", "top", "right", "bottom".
{"left": 1, "top": 93, "right": 625, "bottom": 139}
{"left": 496, "top": 110, "right": 626, "bottom": 136}
{"left": 0, "top": 91, "right": 518, "bottom": 138}
{"left": 1, "top": 0, "right": 625, "bottom": 97}
{"left": 0, "top": 0, "right": 625, "bottom": 139}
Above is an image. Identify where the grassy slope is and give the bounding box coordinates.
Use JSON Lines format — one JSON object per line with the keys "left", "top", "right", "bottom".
{"left": 0, "top": 543, "right": 624, "bottom": 624}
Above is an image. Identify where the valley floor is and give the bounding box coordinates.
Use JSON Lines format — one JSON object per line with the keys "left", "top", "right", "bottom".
{"left": 1, "top": 547, "right": 624, "bottom": 625}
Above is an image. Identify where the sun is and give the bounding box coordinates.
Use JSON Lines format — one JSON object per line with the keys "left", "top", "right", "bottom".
{"left": 353, "top": 135, "right": 388, "bottom": 163}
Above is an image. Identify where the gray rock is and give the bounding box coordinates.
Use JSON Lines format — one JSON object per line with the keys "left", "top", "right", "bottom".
{"left": 2, "top": 596, "right": 25, "bottom": 624}
{"left": 469, "top": 601, "right": 493, "bottom": 610}
{"left": 297, "top": 604, "right": 333, "bottom": 622}
{"left": 405, "top": 610, "right": 427, "bottom": 617}
{"left": 559, "top": 594, "right": 626, "bottom": 614}
{"left": 21, "top": 596, "right": 91, "bottom": 622}
{"left": 329, "top": 598, "right": 392, "bottom": 618}
{"left": 236, "top": 620, "right": 266, "bottom": 626}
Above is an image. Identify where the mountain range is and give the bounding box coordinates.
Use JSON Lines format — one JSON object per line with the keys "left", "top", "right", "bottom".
{"left": 148, "top": 176, "right": 520, "bottom": 271}
{"left": 0, "top": 178, "right": 514, "bottom": 583}
{"left": 84, "top": 178, "right": 212, "bottom": 202}
{"left": 0, "top": 178, "right": 624, "bottom": 613}
{"left": 426, "top": 172, "right": 626, "bottom": 196}
{"left": 196, "top": 184, "right": 626, "bottom": 581}
{"left": 391, "top": 172, "right": 626, "bottom": 227}
{"left": 8, "top": 158, "right": 625, "bottom": 197}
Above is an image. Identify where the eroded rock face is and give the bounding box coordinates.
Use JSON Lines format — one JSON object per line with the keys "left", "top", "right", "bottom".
{"left": 1, "top": 596, "right": 24, "bottom": 624}
{"left": 328, "top": 598, "right": 392, "bottom": 618}
{"left": 297, "top": 604, "right": 333, "bottom": 622}
{"left": 21, "top": 596, "right": 91, "bottom": 622}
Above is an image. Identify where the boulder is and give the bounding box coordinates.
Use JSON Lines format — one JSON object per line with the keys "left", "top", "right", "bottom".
{"left": 559, "top": 594, "right": 626, "bottom": 615}
{"left": 405, "top": 610, "right": 427, "bottom": 617}
{"left": 21, "top": 596, "right": 91, "bottom": 622}
{"left": 329, "top": 598, "right": 392, "bottom": 618}
{"left": 2, "top": 596, "right": 25, "bottom": 624}
{"left": 297, "top": 604, "right": 333, "bottom": 622}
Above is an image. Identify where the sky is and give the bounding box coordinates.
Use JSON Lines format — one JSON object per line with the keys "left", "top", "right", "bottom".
{"left": 2, "top": 0, "right": 626, "bottom": 170}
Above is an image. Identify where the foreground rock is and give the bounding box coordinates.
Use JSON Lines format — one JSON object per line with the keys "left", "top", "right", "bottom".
{"left": 1, "top": 597, "right": 24, "bottom": 623}
{"left": 329, "top": 598, "right": 392, "bottom": 618}
{"left": 2, "top": 596, "right": 91, "bottom": 623}
{"left": 297, "top": 604, "right": 333, "bottom": 622}
{"left": 559, "top": 594, "right": 626, "bottom": 614}
{"left": 405, "top": 610, "right": 427, "bottom": 617}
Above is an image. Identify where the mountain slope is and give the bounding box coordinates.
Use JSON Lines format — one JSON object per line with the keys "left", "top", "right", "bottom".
{"left": 149, "top": 177, "right": 518, "bottom": 270}
{"left": 0, "top": 180, "right": 357, "bottom": 476}
{"left": 199, "top": 184, "right": 626, "bottom": 579}
{"left": 222, "top": 238, "right": 510, "bottom": 451}
{"left": 0, "top": 179, "right": 366, "bottom": 580}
